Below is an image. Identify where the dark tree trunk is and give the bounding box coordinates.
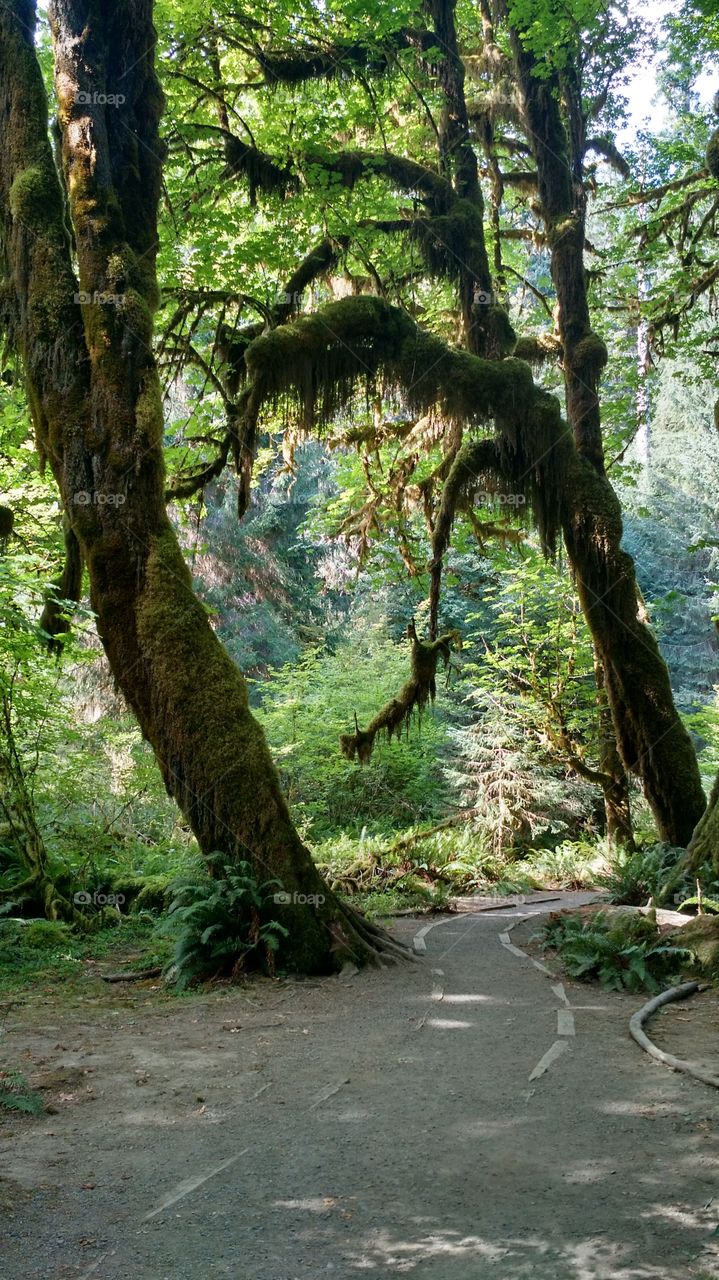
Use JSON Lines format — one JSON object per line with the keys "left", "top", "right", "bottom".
{"left": 683, "top": 776, "right": 719, "bottom": 877}
{"left": 0, "top": 0, "right": 403, "bottom": 972}
{"left": 425, "top": 0, "right": 493, "bottom": 357}
{"left": 0, "top": 699, "right": 79, "bottom": 919}
{"left": 562, "top": 453, "right": 704, "bottom": 846}
{"left": 503, "top": 17, "right": 705, "bottom": 845}
{"left": 593, "top": 659, "right": 633, "bottom": 849}
{"left": 669, "top": 112, "right": 719, "bottom": 879}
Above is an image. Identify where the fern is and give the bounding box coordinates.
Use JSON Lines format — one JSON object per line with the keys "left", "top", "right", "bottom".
{"left": 597, "top": 843, "right": 685, "bottom": 906}
{"left": 157, "top": 854, "right": 288, "bottom": 989}
{"left": 543, "top": 910, "right": 694, "bottom": 993}
{"left": 677, "top": 895, "right": 719, "bottom": 915}
{"left": 0, "top": 1070, "right": 44, "bottom": 1116}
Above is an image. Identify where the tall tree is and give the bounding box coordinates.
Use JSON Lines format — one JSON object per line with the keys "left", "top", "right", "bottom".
{"left": 0, "top": 0, "right": 406, "bottom": 968}
{"left": 156, "top": 0, "right": 703, "bottom": 844}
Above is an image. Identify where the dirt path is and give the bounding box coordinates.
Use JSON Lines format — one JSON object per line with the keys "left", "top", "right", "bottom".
{"left": 1, "top": 893, "right": 717, "bottom": 1280}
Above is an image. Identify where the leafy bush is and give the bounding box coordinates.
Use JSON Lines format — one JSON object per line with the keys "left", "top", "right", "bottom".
{"left": 543, "top": 909, "right": 694, "bottom": 993}
{"left": 157, "top": 855, "right": 288, "bottom": 988}
{"left": 21, "top": 920, "right": 72, "bottom": 950}
{"left": 597, "top": 843, "right": 685, "bottom": 905}
{"left": 511, "top": 839, "right": 607, "bottom": 890}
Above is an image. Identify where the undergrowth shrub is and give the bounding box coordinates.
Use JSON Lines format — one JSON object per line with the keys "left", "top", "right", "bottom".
{"left": 0, "top": 1069, "right": 44, "bottom": 1116}
{"left": 157, "top": 855, "right": 287, "bottom": 988}
{"left": 542, "top": 909, "right": 694, "bottom": 993}
{"left": 597, "top": 843, "right": 686, "bottom": 905}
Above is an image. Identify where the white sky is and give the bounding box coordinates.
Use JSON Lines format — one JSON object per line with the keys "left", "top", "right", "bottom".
{"left": 618, "top": 0, "right": 717, "bottom": 146}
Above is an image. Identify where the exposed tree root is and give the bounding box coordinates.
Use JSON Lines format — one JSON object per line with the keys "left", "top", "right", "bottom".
{"left": 340, "top": 902, "right": 415, "bottom": 965}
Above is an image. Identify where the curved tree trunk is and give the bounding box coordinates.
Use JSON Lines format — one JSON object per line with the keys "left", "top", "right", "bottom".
{"left": 561, "top": 452, "right": 704, "bottom": 846}
{"left": 0, "top": 698, "right": 80, "bottom": 919}
{"left": 682, "top": 775, "right": 719, "bottom": 876}
{"left": 502, "top": 18, "right": 705, "bottom": 846}
{"left": 668, "top": 109, "right": 719, "bottom": 879}
{"left": 0, "top": 0, "right": 404, "bottom": 972}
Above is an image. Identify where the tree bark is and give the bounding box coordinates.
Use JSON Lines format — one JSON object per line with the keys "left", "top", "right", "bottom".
{"left": 561, "top": 452, "right": 704, "bottom": 846}
{"left": 502, "top": 17, "right": 705, "bottom": 845}
{"left": 0, "top": 698, "right": 78, "bottom": 919}
{"left": 0, "top": 0, "right": 403, "bottom": 972}
{"left": 593, "top": 658, "right": 633, "bottom": 849}
{"left": 682, "top": 775, "right": 719, "bottom": 876}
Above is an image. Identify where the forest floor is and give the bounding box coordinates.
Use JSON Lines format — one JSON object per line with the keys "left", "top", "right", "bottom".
{"left": 0, "top": 890, "right": 718, "bottom": 1280}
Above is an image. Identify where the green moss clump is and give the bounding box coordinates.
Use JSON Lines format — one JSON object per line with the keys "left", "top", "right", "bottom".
{"left": 487, "top": 304, "right": 516, "bottom": 357}
{"left": 118, "top": 287, "right": 153, "bottom": 348}
{"left": 9, "top": 161, "right": 64, "bottom": 232}
{"left": 22, "top": 919, "right": 72, "bottom": 950}
{"left": 134, "top": 370, "right": 164, "bottom": 446}
{"left": 573, "top": 334, "right": 608, "bottom": 371}
{"left": 109, "top": 872, "right": 176, "bottom": 913}
{"left": 513, "top": 334, "right": 561, "bottom": 365}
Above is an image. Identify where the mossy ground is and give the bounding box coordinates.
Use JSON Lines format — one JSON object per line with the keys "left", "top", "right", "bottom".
{"left": 0, "top": 915, "right": 171, "bottom": 1004}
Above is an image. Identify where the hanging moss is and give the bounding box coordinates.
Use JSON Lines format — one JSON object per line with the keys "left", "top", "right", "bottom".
{"left": 487, "top": 304, "right": 517, "bottom": 357}
{"left": 245, "top": 295, "right": 571, "bottom": 550}
{"left": 340, "top": 622, "right": 458, "bottom": 764}
{"left": 222, "top": 136, "right": 298, "bottom": 203}
{"left": 245, "top": 295, "right": 529, "bottom": 427}
{"left": 245, "top": 295, "right": 411, "bottom": 426}
{"left": 410, "top": 200, "right": 487, "bottom": 283}
{"left": 38, "top": 519, "right": 82, "bottom": 648}
{"left": 513, "top": 334, "right": 562, "bottom": 364}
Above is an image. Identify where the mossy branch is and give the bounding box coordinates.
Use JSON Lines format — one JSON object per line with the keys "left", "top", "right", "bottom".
{"left": 254, "top": 30, "right": 437, "bottom": 85}
{"left": 585, "top": 136, "right": 630, "bottom": 178}
{"left": 340, "top": 620, "right": 459, "bottom": 764}
{"left": 244, "top": 294, "right": 571, "bottom": 548}
{"left": 221, "top": 134, "right": 298, "bottom": 202}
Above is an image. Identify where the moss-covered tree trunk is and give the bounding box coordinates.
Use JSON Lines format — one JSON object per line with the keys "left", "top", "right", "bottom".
{"left": 682, "top": 776, "right": 719, "bottom": 876}
{"left": 593, "top": 659, "right": 633, "bottom": 848}
{"left": 0, "top": 698, "right": 78, "bottom": 919}
{"left": 670, "top": 108, "right": 719, "bottom": 877}
{"left": 0, "top": 0, "right": 402, "bottom": 972}
{"left": 504, "top": 19, "right": 705, "bottom": 846}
